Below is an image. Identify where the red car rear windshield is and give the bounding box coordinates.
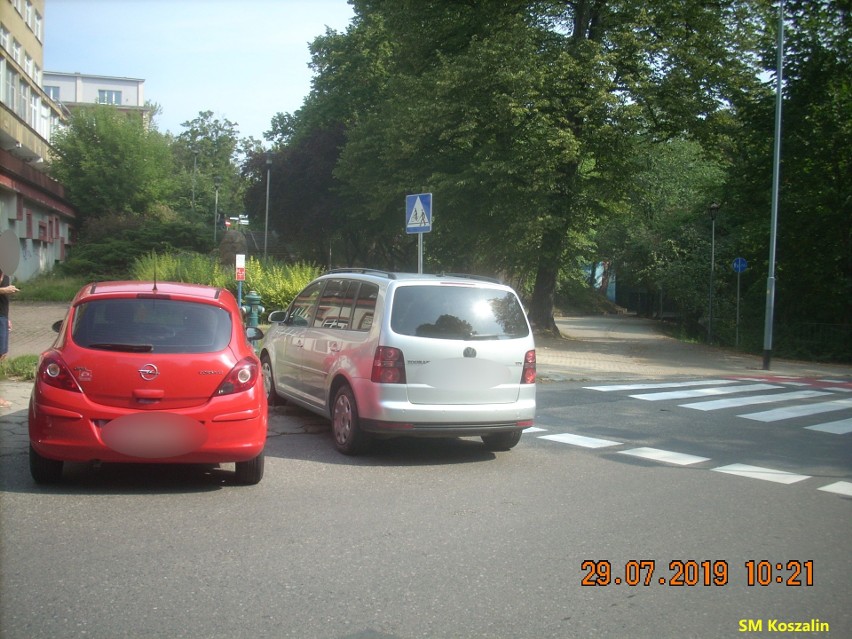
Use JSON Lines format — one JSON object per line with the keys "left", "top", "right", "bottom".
{"left": 71, "top": 299, "right": 232, "bottom": 353}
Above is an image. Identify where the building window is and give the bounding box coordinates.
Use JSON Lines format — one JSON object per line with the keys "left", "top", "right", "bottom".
{"left": 98, "top": 90, "right": 122, "bottom": 105}
{"left": 3, "top": 67, "right": 16, "bottom": 108}
{"left": 34, "top": 11, "right": 42, "bottom": 42}
{"left": 0, "top": 26, "right": 9, "bottom": 51}
{"left": 45, "top": 85, "right": 59, "bottom": 101}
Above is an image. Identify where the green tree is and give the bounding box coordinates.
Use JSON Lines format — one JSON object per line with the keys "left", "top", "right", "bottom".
{"left": 171, "top": 111, "right": 247, "bottom": 231}
{"left": 292, "top": 1, "right": 768, "bottom": 331}
{"left": 49, "top": 105, "right": 176, "bottom": 223}
{"left": 599, "top": 138, "right": 726, "bottom": 323}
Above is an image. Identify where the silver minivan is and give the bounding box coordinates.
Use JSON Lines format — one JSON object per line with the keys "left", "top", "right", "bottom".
{"left": 260, "top": 270, "right": 536, "bottom": 454}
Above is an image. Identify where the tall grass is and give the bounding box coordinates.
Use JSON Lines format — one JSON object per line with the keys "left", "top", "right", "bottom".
{"left": 12, "top": 273, "right": 87, "bottom": 302}
{"left": 0, "top": 355, "right": 38, "bottom": 381}
{"left": 131, "top": 252, "right": 321, "bottom": 315}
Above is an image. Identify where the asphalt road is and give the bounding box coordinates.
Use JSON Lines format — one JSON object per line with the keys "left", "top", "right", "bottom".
{"left": 1, "top": 311, "right": 849, "bottom": 638}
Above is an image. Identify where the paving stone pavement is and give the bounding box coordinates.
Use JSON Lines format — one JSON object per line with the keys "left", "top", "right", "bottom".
{"left": 2, "top": 302, "right": 850, "bottom": 457}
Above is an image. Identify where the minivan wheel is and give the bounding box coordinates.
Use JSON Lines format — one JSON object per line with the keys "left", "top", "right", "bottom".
{"left": 235, "top": 452, "right": 264, "bottom": 485}
{"left": 481, "top": 430, "right": 522, "bottom": 451}
{"left": 332, "top": 385, "right": 369, "bottom": 455}
{"left": 260, "top": 354, "right": 282, "bottom": 406}
{"left": 29, "top": 445, "right": 64, "bottom": 484}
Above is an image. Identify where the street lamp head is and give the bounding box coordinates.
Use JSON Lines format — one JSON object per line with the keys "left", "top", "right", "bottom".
{"left": 708, "top": 202, "right": 720, "bottom": 220}
{"left": 265, "top": 152, "right": 273, "bottom": 168}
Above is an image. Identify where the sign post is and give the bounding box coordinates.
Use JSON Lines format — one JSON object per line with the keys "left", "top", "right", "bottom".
{"left": 405, "top": 193, "right": 432, "bottom": 274}
{"left": 732, "top": 257, "right": 748, "bottom": 347}
{"left": 235, "top": 254, "right": 246, "bottom": 308}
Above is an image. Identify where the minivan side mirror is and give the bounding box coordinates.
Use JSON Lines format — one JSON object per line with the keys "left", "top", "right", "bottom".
{"left": 246, "top": 326, "right": 264, "bottom": 342}
{"left": 268, "top": 310, "right": 288, "bottom": 324}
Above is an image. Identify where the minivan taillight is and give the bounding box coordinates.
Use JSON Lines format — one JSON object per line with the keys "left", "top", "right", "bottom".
{"left": 371, "top": 346, "right": 406, "bottom": 383}
{"left": 521, "top": 349, "right": 536, "bottom": 384}
{"left": 38, "top": 353, "right": 83, "bottom": 393}
{"left": 215, "top": 357, "right": 259, "bottom": 396}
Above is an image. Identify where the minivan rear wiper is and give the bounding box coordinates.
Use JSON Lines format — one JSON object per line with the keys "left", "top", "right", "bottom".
{"left": 87, "top": 343, "right": 154, "bottom": 352}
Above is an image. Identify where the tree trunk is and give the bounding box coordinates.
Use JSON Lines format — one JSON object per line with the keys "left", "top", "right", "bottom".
{"left": 528, "top": 228, "right": 564, "bottom": 336}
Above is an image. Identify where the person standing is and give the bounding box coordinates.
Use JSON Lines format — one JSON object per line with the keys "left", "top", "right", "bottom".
{"left": 0, "top": 268, "right": 20, "bottom": 409}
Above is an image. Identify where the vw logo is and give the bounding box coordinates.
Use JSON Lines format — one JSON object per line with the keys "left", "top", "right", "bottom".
{"left": 138, "top": 364, "right": 160, "bottom": 381}
{"left": 463, "top": 347, "right": 477, "bottom": 358}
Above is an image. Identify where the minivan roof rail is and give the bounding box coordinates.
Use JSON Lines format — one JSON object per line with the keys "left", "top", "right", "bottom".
{"left": 327, "top": 268, "right": 398, "bottom": 279}
{"left": 440, "top": 272, "right": 502, "bottom": 284}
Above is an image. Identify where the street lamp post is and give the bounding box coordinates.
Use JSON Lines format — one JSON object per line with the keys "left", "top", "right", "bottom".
{"left": 191, "top": 150, "right": 199, "bottom": 210}
{"left": 707, "top": 202, "right": 720, "bottom": 344}
{"left": 213, "top": 175, "right": 221, "bottom": 244}
{"left": 264, "top": 153, "right": 272, "bottom": 260}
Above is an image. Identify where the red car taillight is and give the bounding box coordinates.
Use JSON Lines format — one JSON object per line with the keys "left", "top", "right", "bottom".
{"left": 521, "top": 349, "right": 536, "bottom": 384}
{"left": 38, "top": 354, "right": 83, "bottom": 393}
{"left": 215, "top": 357, "right": 259, "bottom": 396}
{"left": 371, "top": 346, "right": 406, "bottom": 383}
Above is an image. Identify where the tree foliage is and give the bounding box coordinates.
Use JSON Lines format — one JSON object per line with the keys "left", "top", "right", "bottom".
{"left": 49, "top": 105, "right": 176, "bottom": 222}
{"left": 726, "top": 0, "right": 851, "bottom": 337}
{"left": 256, "top": 0, "right": 769, "bottom": 333}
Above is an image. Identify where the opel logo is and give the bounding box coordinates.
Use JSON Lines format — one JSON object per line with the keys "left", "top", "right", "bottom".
{"left": 463, "top": 347, "right": 477, "bottom": 358}
{"left": 138, "top": 364, "right": 160, "bottom": 381}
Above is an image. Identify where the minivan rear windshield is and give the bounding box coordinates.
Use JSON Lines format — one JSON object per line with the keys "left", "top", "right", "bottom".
{"left": 390, "top": 286, "right": 529, "bottom": 340}
{"left": 71, "top": 299, "right": 232, "bottom": 353}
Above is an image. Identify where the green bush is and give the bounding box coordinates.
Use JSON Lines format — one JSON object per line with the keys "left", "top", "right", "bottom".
{"left": 59, "top": 214, "right": 212, "bottom": 279}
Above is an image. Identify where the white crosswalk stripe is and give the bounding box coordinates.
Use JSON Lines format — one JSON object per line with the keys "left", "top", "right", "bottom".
{"left": 818, "top": 481, "right": 852, "bottom": 497}
{"left": 630, "top": 383, "right": 781, "bottom": 401}
{"left": 739, "top": 397, "right": 852, "bottom": 422}
{"left": 679, "top": 389, "right": 831, "bottom": 411}
{"left": 618, "top": 447, "right": 709, "bottom": 466}
{"left": 584, "top": 380, "right": 738, "bottom": 392}
{"left": 538, "top": 433, "right": 622, "bottom": 448}
{"left": 712, "top": 464, "right": 811, "bottom": 484}
{"left": 804, "top": 418, "right": 852, "bottom": 434}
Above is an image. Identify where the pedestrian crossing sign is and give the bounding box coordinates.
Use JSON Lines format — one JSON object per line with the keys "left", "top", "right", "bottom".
{"left": 405, "top": 193, "right": 432, "bottom": 234}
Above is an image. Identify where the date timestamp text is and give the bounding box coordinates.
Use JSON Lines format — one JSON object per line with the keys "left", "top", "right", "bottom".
{"left": 581, "top": 560, "right": 814, "bottom": 587}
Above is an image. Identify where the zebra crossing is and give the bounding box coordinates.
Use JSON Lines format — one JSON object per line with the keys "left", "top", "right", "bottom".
{"left": 530, "top": 376, "right": 852, "bottom": 498}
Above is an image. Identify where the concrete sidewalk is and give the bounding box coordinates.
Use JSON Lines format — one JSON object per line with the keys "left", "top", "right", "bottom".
{"left": 4, "top": 301, "right": 68, "bottom": 360}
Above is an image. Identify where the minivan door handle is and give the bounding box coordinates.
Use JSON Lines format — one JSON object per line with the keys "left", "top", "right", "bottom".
{"left": 329, "top": 342, "right": 341, "bottom": 352}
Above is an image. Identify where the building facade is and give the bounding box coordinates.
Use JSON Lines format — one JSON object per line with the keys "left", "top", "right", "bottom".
{"left": 1, "top": 0, "right": 74, "bottom": 281}
{"left": 42, "top": 70, "right": 149, "bottom": 125}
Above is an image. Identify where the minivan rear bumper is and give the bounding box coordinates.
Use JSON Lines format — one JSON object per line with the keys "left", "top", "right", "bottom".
{"left": 360, "top": 419, "right": 532, "bottom": 437}
{"left": 352, "top": 378, "right": 535, "bottom": 435}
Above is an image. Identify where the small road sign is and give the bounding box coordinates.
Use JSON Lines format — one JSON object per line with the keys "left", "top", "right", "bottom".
{"left": 235, "top": 254, "right": 246, "bottom": 281}
{"left": 732, "top": 257, "right": 748, "bottom": 273}
{"left": 405, "top": 193, "right": 432, "bottom": 234}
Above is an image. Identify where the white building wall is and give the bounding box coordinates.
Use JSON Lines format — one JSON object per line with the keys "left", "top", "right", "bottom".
{"left": 42, "top": 71, "right": 144, "bottom": 107}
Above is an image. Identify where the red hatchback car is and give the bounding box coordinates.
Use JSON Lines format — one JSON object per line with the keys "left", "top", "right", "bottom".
{"left": 28, "top": 281, "right": 267, "bottom": 485}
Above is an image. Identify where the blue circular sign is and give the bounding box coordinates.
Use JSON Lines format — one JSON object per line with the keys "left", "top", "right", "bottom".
{"left": 732, "top": 257, "right": 748, "bottom": 273}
